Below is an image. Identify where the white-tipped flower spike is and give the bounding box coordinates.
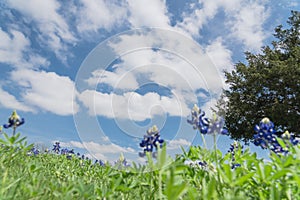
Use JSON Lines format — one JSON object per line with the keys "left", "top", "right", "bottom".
{"left": 3, "top": 110, "right": 25, "bottom": 135}
{"left": 281, "top": 130, "right": 291, "bottom": 139}
{"left": 139, "top": 125, "right": 164, "bottom": 158}
{"left": 261, "top": 117, "right": 270, "bottom": 124}
{"left": 192, "top": 104, "right": 200, "bottom": 113}
{"left": 119, "top": 152, "right": 125, "bottom": 162}
{"left": 147, "top": 125, "right": 159, "bottom": 135}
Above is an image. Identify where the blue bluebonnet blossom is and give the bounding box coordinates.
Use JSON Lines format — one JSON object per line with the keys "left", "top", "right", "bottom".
{"left": 281, "top": 130, "right": 299, "bottom": 146}
{"left": 253, "top": 117, "right": 299, "bottom": 154}
{"left": 61, "top": 148, "right": 75, "bottom": 159}
{"left": 95, "top": 159, "right": 105, "bottom": 166}
{"left": 52, "top": 142, "right": 61, "bottom": 153}
{"left": 114, "top": 153, "right": 130, "bottom": 167}
{"left": 3, "top": 110, "right": 25, "bottom": 135}
{"left": 184, "top": 160, "right": 207, "bottom": 168}
{"left": 27, "top": 147, "right": 40, "bottom": 156}
{"left": 139, "top": 125, "right": 164, "bottom": 158}
{"left": 187, "top": 104, "right": 228, "bottom": 135}
{"left": 228, "top": 141, "right": 242, "bottom": 169}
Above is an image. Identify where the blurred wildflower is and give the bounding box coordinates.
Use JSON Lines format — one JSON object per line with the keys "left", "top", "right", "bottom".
{"left": 184, "top": 160, "right": 207, "bottom": 168}
{"left": 61, "top": 148, "right": 74, "bottom": 160}
{"left": 52, "top": 142, "right": 61, "bottom": 154}
{"left": 139, "top": 125, "right": 164, "bottom": 158}
{"left": 3, "top": 110, "right": 25, "bottom": 135}
{"left": 228, "top": 141, "right": 242, "bottom": 169}
{"left": 281, "top": 130, "right": 299, "bottom": 145}
{"left": 95, "top": 159, "right": 105, "bottom": 166}
{"left": 27, "top": 147, "right": 40, "bottom": 156}
{"left": 115, "top": 153, "right": 130, "bottom": 168}
{"left": 253, "top": 118, "right": 299, "bottom": 154}
{"left": 187, "top": 104, "right": 228, "bottom": 135}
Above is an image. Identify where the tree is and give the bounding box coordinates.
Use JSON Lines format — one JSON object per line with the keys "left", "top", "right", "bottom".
{"left": 218, "top": 11, "right": 300, "bottom": 141}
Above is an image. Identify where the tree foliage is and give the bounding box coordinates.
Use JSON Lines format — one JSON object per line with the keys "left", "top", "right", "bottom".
{"left": 219, "top": 11, "right": 300, "bottom": 141}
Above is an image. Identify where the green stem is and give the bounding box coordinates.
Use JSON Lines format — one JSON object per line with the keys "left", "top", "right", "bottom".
{"left": 213, "top": 132, "right": 222, "bottom": 194}
{"left": 200, "top": 132, "right": 207, "bottom": 149}
{"left": 158, "top": 170, "right": 162, "bottom": 199}
{"left": 13, "top": 126, "right": 16, "bottom": 136}
{"left": 213, "top": 133, "right": 217, "bottom": 161}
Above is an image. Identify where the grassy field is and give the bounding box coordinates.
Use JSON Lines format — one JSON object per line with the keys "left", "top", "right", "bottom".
{"left": 1, "top": 131, "right": 300, "bottom": 200}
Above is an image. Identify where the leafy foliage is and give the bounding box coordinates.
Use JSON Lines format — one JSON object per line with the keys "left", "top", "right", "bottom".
{"left": 218, "top": 11, "right": 300, "bottom": 141}
{"left": 1, "top": 131, "right": 300, "bottom": 199}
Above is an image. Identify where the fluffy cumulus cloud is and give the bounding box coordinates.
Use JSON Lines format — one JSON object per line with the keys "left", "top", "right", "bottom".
{"left": 167, "top": 138, "right": 191, "bottom": 150}
{"left": 205, "top": 37, "right": 233, "bottom": 89}
{"left": 78, "top": 28, "right": 230, "bottom": 120}
{"left": 85, "top": 69, "right": 139, "bottom": 90}
{"left": 177, "top": 0, "right": 269, "bottom": 51}
{"left": 78, "top": 90, "right": 186, "bottom": 121}
{"left": 0, "top": 28, "right": 48, "bottom": 68}
{"left": 126, "top": 0, "right": 170, "bottom": 28}
{"left": 10, "top": 69, "right": 79, "bottom": 116}
{"left": 5, "top": 0, "right": 77, "bottom": 62}
{"left": 77, "top": 0, "right": 127, "bottom": 34}
{"left": 228, "top": 1, "right": 269, "bottom": 51}
{"left": 177, "top": 0, "right": 221, "bottom": 37}
{"left": 59, "top": 140, "right": 135, "bottom": 161}
{"left": 0, "top": 87, "right": 34, "bottom": 112}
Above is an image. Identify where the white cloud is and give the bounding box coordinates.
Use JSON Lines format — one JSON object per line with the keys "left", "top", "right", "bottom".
{"left": 167, "top": 138, "right": 191, "bottom": 150}
{"left": 228, "top": 1, "right": 269, "bottom": 51}
{"left": 85, "top": 69, "right": 139, "bottom": 90}
{"left": 107, "top": 31, "right": 221, "bottom": 94}
{"left": 6, "top": 0, "right": 77, "bottom": 62}
{"left": 78, "top": 90, "right": 186, "bottom": 121}
{"left": 176, "top": 0, "right": 221, "bottom": 37}
{"left": 205, "top": 37, "right": 233, "bottom": 71}
{"left": 59, "top": 140, "right": 135, "bottom": 161}
{"left": 0, "top": 28, "right": 48, "bottom": 68}
{"left": 126, "top": 0, "right": 170, "bottom": 28}
{"left": 0, "top": 87, "right": 34, "bottom": 112}
{"left": 176, "top": 0, "right": 269, "bottom": 50}
{"left": 79, "top": 29, "right": 228, "bottom": 120}
{"left": 10, "top": 69, "right": 79, "bottom": 115}
{"left": 77, "top": 0, "right": 127, "bottom": 34}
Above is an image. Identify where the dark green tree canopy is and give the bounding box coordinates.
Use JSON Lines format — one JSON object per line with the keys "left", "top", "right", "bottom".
{"left": 219, "top": 11, "right": 300, "bottom": 141}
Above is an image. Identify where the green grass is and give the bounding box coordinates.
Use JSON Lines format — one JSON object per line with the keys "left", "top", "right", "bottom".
{"left": 1, "top": 133, "right": 300, "bottom": 200}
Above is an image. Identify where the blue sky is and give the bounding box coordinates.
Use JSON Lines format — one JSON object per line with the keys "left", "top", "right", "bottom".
{"left": 0, "top": 0, "right": 299, "bottom": 163}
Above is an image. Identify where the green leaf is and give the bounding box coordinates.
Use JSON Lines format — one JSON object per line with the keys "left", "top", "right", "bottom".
{"left": 234, "top": 172, "right": 255, "bottom": 186}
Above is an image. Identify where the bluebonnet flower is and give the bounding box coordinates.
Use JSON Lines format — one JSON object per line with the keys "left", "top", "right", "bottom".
{"left": 187, "top": 104, "right": 228, "bottom": 135}
{"left": 52, "top": 142, "right": 61, "bottom": 154}
{"left": 3, "top": 110, "right": 25, "bottom": 135}
{"left": 27, "top": 147, "right": 40, "bottom": 156}
{"left": 94, "top": 159, "right": 105, "bottom": 166}
{"left": 184, "top": 160, "right": 207, "bottom": 168}
{"left": 281, "top": 131, "right": 299, "bottom": 145}
{"left": 114, "top": 153, "right": 130, "bottom": 168}
{"left": 228, "top": 141, "right": 242, "bottom": 169}
{"left": 253, "top": 118, "right": 299, "bottom": 154}
{"left": 139, "top": 125, "right": 164, "bottom": 158}
{"left": 60, "top": 148, "right": 74, "bottom": 159}
{"left": 208, "top": 114, "right": 229, "bottom": 135}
